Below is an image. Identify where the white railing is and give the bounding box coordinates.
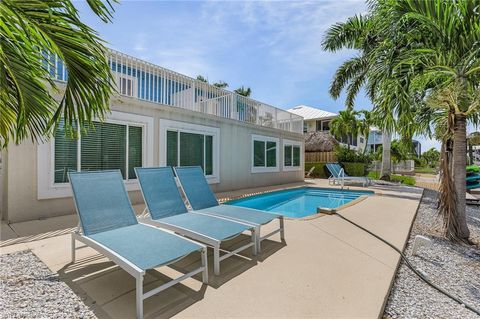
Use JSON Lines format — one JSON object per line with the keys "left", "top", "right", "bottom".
{"left": 48, "top": 49, "right": 303, "bottom": 133}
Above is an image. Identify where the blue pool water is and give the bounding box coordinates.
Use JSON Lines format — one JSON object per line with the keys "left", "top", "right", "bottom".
{"left": 226, "top": 187, "right": 374, "bottom": 218}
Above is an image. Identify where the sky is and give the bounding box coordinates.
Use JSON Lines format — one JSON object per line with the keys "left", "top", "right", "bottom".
{"left": 76, "top": 0, "right": 445, "bottom": 152}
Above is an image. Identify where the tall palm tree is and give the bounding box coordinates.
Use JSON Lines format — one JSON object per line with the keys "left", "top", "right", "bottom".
{"left": 357, "top": 109, "right": 373, "bottom": 153}
{"left": 384, "top": 0, "right": 480, "bottom": 240}
{"left": 322, "top": 13, "right": 399, "bottom": 180}
{"left": 234, "top": 86, "right": 252, "bottom": 97}
{"left": 0, "top": 0, "right": 116, "bottom": 148}
{"left": 330, "top": 109, "right": 358, "bottom": 150}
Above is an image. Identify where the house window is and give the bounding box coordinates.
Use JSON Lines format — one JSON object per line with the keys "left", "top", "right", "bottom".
{"left": 283, "top": 140, "right": 302, "bottom": 171}
{"left": 54, "top": 120, "right": 144, "bottom": 183}
{"left": 116, "top": 74, "right": 137, "bottom": 97}
{"left": 166, "top": 130, "right": 214, "bottom": 175}
{"left": 252, "top": 135, "right": 279, "bottom": 173}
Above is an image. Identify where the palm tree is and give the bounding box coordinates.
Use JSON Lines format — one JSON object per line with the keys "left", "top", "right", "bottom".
{"left": 322, "top": 13, "right": 398, "bottom": 180}
{"left": 0, "top": 0, "right": 116, "bottom": 148}
{"left": 330, "top": 109, "right": 358, "bottom": 150}
{"left": 384, "top": 0, "right": 480, "bottom": 241}
{"left": 213, "top": 81, "right": 228, "bottom": 89}
{"left": 196, "top": 75, "right": 208, "bottom": 83}
{"left": 234, "top": 86, "right": 252, "bottom": 97}
{"left": 357, "top": 110, "right": 373, "bottom": 153}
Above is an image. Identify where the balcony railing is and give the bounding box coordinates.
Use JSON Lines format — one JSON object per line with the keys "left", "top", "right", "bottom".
{"left": 47, "top": 49, "right": 303, "bottom": 133}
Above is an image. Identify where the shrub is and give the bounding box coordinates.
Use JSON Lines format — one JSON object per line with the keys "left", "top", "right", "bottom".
{"left": 334, "top": 146, "right": 371, "bottom": 164}
{"left": 305, "top": 162, "right": 327, "bottom": 178}
{"left": 342, "top": 162, "right": 367, "bottom": 176}
{"left": 391, "top": 175, "right": 416, "bottom": 186}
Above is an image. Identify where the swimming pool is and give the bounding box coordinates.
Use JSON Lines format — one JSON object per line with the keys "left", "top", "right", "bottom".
{"left": 226, "top": 187, "right": 374, "bottom": 218}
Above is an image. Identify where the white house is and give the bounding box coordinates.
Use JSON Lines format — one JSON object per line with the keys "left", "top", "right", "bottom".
{"left": 287, "top": 105, "right": 366, "bottom": 151}
{"left": 0, "top": 49, "right": 304, "bottom": 223}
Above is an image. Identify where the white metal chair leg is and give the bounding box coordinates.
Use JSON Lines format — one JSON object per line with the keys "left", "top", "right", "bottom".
{"left": 71, "top": 234, "right": 76, "bottom": 263}
{"left": 279, "top": 217, "right": 285, "bottom": 241}
{"left": 251, "top": 228, "right": 258, "bottom": 256}
{"left": 136, "top": 275, "right": 144, "bottom": 319}
{"left": 201, "top": 247, "right": 208, "bottom": 284}
{"left": 213, "top": 244, "right": 220, "bottom": 276}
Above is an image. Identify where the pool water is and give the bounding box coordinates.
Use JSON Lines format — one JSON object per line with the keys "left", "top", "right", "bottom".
{"left": 226, "top": 187, "right": 374, "bottom": 218}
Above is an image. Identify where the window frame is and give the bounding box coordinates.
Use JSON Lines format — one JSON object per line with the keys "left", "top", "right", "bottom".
{"left": 251, "top": 134, "right": 279, "bottom": 173}
{"left": 159, "top": 119, "right": 220, "bottom": 184}
{"left": 283, "top": 139, "right": 303, "bottom": 172}
{"left": 37, "top": 111, "right": 154, "bottom": 199}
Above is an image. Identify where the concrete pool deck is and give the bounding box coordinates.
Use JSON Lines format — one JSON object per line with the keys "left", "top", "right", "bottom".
{"left": 1, "top": 179, "right": 423, "bottom": 318}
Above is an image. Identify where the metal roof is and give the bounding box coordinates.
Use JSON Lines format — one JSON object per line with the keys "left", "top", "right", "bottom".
{"left": 287, "top": 105, "right": 337, "bottom": 120}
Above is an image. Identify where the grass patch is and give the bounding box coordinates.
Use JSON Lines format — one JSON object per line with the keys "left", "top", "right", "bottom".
{"left": 367, "top": 171, "right": 416, "bottom": 186}
{"left": 415, "top": 167, "right": 437, "bottom": 174}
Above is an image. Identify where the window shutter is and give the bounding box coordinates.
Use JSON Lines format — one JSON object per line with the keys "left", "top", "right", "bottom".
{"left": 266, "top": 141, "right": 276, "bottom": 167}
{"left": 128, "top": 126, "right": 143, "bottom": 179}
{"left": 284, "top": 145, "right": 292, "bottom": 166}
{"left": 254, "top": 140, "right": 265, "bottom": 167}
{"left": 54, "top": 120, "right": 77, "bottom": 183}
{"left": 180, "top": 132, "right": 204, "bottom": 169}
{"left": 166, "top": 130, "right": 178, "bottom": 167}
{"left": 81, "top": 122, "right": 127, "bottom": 178}
{"left": 205, "top": 135, "right": 213, "bottom": 175}
{"left": 293, "top": 146, "right": 301, "bottom": 166}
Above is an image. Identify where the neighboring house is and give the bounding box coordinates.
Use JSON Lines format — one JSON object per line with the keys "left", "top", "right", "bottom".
{"left": 288, "top": 105, "right": 367, "bottom": 152}
{"left": 0, "top": 49, "right": 304, "bottom": 223}
{"left": 366, "top": 128, "right": 422, "bottom": 156}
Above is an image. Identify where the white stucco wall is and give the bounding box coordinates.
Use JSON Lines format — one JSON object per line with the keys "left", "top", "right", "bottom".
{"left": 3, "top": 95, "right": 304, "bottom": 223}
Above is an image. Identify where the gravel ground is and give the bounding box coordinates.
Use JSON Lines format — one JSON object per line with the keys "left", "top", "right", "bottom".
{"left": 384, "top": 189, "right": 480, "bottom": 319}
{"left": 0, "top": 250, "right": 96, "bottom": 319}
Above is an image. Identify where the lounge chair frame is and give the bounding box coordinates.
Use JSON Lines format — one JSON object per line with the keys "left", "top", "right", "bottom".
{"left": 327, "top": 163, "right": 370, "bottom": 188}
{"left": 69, "top": 171, "right": 208, "bottom": 319}
{"left": 71, "top": 224, "right": 208, "bottom": 319}
{"left": 134, "top": 168, "right": 257, "bottom": 276}
{"left": 173, "top": 166, "right": 285, "bottom": 254}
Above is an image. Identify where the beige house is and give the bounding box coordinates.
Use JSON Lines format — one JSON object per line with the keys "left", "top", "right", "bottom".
{"left": 0, "top": 49, "right": 304, "bottom": 223}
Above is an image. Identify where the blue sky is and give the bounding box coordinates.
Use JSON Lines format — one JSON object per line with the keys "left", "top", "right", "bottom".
{"left": 77, "top": 0, "right": 444, "bottom": 151}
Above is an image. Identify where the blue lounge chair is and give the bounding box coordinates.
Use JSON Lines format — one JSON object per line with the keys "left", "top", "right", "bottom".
{"left": 173, "top": 166, "right": 285, "bottom": 253}
{"left": 326, "top": 163, "right": 371, "bottom": 187}
{"left": 135, "top": 167, "right": 257, "bottom": 276}
{"left": 69, "top": 170, "right": 208, "bottom": 319}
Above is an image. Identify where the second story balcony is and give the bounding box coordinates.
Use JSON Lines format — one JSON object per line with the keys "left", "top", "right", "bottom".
{"left": 47, "top": 49, "right": 303, "bottom": 134}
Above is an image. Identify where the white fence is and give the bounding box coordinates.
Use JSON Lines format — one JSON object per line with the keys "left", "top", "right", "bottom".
{"left": 46, "top": 49, "right": 303, "bottom": 134}
{"left": 370, "top": 160, "right": 415, "bottom": 174}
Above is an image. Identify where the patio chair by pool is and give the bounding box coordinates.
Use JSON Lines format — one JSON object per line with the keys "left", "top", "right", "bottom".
{"left": 174, "top": 166, "right": 285, "bottom": 253}
{"left": 69, "top": 171, "right": 208, "bottom": 319}
{"left": 326, "top": 163, "right": 371, "bottom": 188}
{"left": 135, "top": 167, "right": 257, "bottom": 276}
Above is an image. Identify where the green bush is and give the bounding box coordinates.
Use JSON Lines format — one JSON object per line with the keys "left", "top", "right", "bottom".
{"left": 391, "top": 175, "right": 416, "bottom": 185}
{"left": 335, "top": 146, "right": 371, "bottom": 164}
{"left": 342, "top": 162, "right": 367, "bottom": 176}
{"left": 305, "top": 162, "right": 327, "bottom": 178}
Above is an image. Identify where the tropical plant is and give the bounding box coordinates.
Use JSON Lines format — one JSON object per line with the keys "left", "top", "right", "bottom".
{"left": 0, "top": 0, "right": 117, "bottom": 148}
{"left": 196, "top": 75, "right": 208, "bottom": 83}
{"left": 329, "top": 109, "right": 358, "bottom": 149}
{"left": 234, "top": 86, "right": 252, "bottom": 97}
{"left": 213, "top": 81, "right": 228, "bottom": 89}
{"left": 421, "top": 148, "right": 440, "bottom": 168}
{"left": 357, "top": 110, "right": 373, "bottom": 153}
{"left": 386, "top": 0, "right": 480, "bottom": 241}
{"left": 321, "top": 11, "right": 400, "bottom": 181}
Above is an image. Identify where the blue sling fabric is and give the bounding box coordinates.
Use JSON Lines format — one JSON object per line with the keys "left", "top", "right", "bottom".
{"left": 69, "top": 171, "right": 138, "bottom": 236}
{"left": 175, "top": 166, "right": 219, "bottom": 210}
{"left": 135, "top": 167, "right": 188, "bottom": 219}
{"left": 89, "top": 223, "right": 201, "bottom": 270}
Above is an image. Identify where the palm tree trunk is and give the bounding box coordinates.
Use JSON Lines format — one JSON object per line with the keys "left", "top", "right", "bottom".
{"left": 380, "top": 130, "right": 391, "bottom": 180}
{"left": 452, "top": 114, "right": 470, "bottom": 239}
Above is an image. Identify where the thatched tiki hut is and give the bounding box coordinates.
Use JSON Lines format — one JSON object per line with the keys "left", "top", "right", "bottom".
{"left": 304, "top": 131, "right": 338, "bottom": 162}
